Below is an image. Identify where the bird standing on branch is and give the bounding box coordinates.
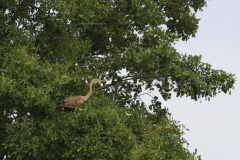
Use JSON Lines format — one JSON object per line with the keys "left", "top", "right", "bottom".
{"left": 60, "top": 78, "right": 106, "bottom": 109}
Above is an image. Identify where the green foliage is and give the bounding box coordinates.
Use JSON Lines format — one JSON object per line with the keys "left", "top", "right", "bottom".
{"left": 0, "top": 0, "right": 235, "bottom": 159}
{"left": 4, "top": 97, "right": 200, "bottom": 159}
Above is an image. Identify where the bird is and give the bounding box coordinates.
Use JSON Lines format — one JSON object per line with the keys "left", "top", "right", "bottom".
{"left": 60, "top": 78, "right": 106, "bottom": 109}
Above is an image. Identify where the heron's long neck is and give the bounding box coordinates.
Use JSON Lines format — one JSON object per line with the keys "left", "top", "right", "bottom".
{"left": 84, "top": 80, "right": 94, "bottom": 100}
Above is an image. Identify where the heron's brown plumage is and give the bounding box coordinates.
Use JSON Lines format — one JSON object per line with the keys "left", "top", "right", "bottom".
{"left": 60, "top": 96, "right": 84, "bottom": 108}
{"left": 60, "top": 78, "right": 106, "bottom": 109}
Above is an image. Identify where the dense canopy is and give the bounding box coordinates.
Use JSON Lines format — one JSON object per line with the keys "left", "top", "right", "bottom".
{"left": 0, "top": 0, "right": 235, "bottom": 159}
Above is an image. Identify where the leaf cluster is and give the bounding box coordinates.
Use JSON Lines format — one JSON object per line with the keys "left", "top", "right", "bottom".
{"left": 4, "top": 97, "right": 200, "bottom": 159}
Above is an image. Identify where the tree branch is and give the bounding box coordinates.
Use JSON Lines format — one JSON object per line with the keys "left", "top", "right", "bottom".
{"left": 99, "top": 73, "right": 168, "bottom": 90}
{"left": 100, "top": 83, "right": 114, "bottom": 90}
{"left": 115, "top": 91, "right": 155, "bottom": 103}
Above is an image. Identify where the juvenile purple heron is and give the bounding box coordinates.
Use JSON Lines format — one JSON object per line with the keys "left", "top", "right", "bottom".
{"left": 60, "top": 78, "right": 106, "bottom": 109}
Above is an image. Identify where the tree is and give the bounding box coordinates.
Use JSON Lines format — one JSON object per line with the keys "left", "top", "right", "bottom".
{"left": 0, "top": 0, "right": 235, "bottom": 159}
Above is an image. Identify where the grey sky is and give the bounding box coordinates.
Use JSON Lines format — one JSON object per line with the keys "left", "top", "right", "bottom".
{"left": 164, "top": 0, "right": 239, "bottom": 159}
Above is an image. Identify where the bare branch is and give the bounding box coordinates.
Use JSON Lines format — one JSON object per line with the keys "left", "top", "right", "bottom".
{"left": 136, "top": 91, "right": 155, "bottom": 99}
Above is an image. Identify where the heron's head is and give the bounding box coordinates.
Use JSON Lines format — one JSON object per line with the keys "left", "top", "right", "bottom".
{"left": 92, "top": 78, "right": 106, "bottom": 84}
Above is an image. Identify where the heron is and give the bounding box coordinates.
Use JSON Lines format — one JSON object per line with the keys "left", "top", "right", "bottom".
{"left": 60, "top": 78, "right": 106, "bottom": 109}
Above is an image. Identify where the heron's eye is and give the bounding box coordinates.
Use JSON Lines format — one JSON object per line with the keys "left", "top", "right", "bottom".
{"left": 62, "top": 100, "right": 66, "bottom": 103}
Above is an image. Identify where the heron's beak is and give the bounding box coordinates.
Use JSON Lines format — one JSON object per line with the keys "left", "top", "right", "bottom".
{"left": 99, "top": 79, "right": 106, "bottom": 83}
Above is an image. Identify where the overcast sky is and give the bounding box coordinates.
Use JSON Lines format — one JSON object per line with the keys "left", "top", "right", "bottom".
{"left": 158, "top": 0, "right": 239, "bottom": 159}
